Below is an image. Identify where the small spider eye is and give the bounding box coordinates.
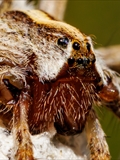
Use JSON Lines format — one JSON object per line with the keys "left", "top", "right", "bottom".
{"left": 76, "top": 58, "right": 83, "bottom": 64}
{"left": 77, "top": 58, "right": 90, "bottom": 66}
{"left": 57, "top": 37, "right": 69, "bottom": 48}
{"left": 72, "top": 42, "right": 80, "bottom": 50}
{"left": 68, "top": 57, "right": 75, "bottom": 65}
{"left": 86, "top": 42, "right": 91, "bottom": 52}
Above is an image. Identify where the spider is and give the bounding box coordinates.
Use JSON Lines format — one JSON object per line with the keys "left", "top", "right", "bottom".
{"left": 0, "top": 9, "right": 120, "bottom": 160}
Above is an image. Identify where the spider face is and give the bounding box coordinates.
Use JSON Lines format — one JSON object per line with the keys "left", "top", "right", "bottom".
{"left": 0, "top": 10, "right": 119, "bottom": 160}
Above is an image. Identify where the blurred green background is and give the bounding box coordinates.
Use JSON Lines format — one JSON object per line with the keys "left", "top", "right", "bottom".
{"left": 64, "top": 1, "right": 120, "bottom": 160}
{"left": 65, "top": 1, "right": 120, "bottom": 48}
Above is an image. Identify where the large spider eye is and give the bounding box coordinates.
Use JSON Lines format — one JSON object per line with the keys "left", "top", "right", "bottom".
{"left": 86, "top": 42, "right": 91, "bottom": 52}
{"left": 57, "top": 37, "right": 69, "bottom": 48}
{"left": 72, "top": 42, "right": 80, "bottom": 50}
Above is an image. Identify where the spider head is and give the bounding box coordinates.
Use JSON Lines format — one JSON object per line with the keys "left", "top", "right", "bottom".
{"left": 67, "top": 41, "right": 96, "bottom": 68}
{"left": 57, "top": 33, "right": 96, "bottom": 69}
{"left": 56, "top": 34, "right": 96, "bottom": 80}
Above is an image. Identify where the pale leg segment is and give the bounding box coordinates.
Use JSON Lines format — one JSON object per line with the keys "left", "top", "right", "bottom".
{"left": 85, "top": 110, "right": 110, "bottom": 160}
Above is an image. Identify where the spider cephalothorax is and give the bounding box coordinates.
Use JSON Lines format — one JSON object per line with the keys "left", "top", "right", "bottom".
{"left": 0, "top": 10, "right": 120, "bottom": 160}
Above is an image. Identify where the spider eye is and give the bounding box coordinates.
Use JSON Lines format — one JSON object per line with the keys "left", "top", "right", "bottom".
{"left": 77, "top": 58, "right": 90, "bottom": 66}
{"left": 72, "top": 42, "right": 80, "bottom": 50}
{"left": 86, "top": 42, "right": 91, "bottom": 52}
{"left": 76, "top": 58, "right": 83, "bottom": 64}
{"left": 57, "top": 37, "right": 69, "bottom": 48}
{"left": 68, "top": 57, "right": 75, "bottom": 65}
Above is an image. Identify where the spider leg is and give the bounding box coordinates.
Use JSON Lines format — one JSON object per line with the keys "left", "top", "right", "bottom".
{"left": 85, "top": 110, "right": 110, "bottom": 160}
{"left": 98, "top": 69, "right": 120, "bottom": 118}
{"left": 13, "top": 91, "right": 34, "bottom": 160}
{"left": 0, "top": 0, "right": 13, "bottom": 14}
